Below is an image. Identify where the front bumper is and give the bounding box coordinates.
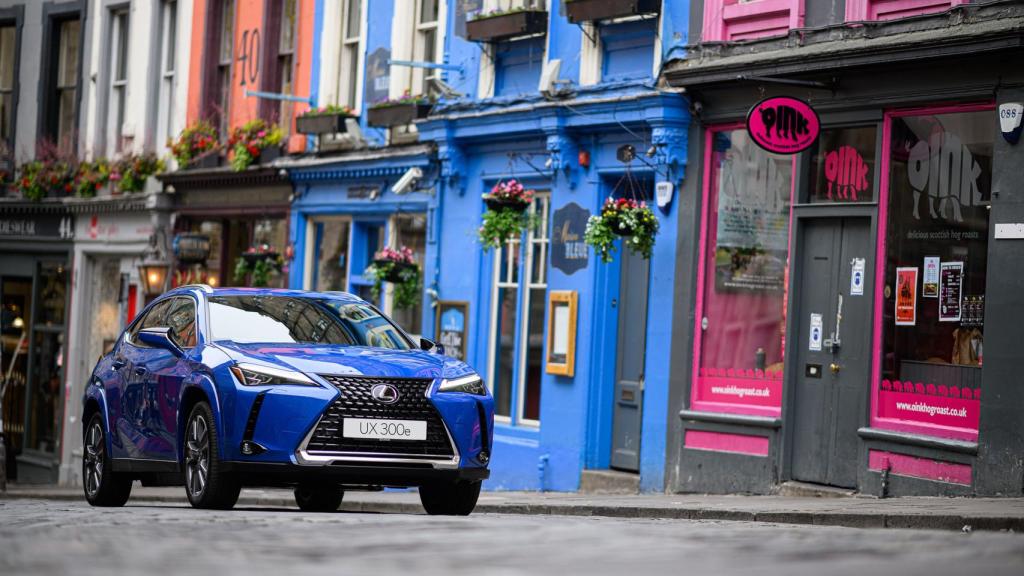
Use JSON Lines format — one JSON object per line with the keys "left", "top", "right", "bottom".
{"left": 222, "top": 461, "right": 489, "bottom": 488}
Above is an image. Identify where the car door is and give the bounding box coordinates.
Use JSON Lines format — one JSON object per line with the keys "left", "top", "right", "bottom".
{"left": 112, "top": 299, "right": 171, "bottom": 459}
{"left": 146, "top": 296, "right": 199, "bottom": 461}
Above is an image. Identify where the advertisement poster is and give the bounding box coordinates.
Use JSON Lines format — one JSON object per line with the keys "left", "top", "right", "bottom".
{"left": 923, "top": 256, "right": 940, "bottom": 297}
{"left": 435, "top": 301, "right": 469, "bottom": 362}
{"left": 850, "top": 258, "right": 865, "bottom": 296}
{"left": 809, "top": 313, "right": 823, "bottom": 352}
{"left": 895, "top": 267, "right": 918, "bottom": 326}
{"left": 939, "top": 261, "right": 963, "bottom": 322}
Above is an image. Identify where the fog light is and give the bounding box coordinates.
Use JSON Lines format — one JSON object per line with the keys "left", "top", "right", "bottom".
{"left": 240, "top": 441, "right": 266, "bottom": 456}
{"left": 478, "top": 450, "right": 490, "bottom": 465}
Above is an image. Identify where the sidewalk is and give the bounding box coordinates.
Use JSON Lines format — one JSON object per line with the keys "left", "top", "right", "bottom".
{"left": 4, "top": 484, "right": 1024, "bottom": 532}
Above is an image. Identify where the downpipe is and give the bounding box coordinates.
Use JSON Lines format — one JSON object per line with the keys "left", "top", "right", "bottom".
{"left": 537, "top": 454, "right": 550, "bottom": 492}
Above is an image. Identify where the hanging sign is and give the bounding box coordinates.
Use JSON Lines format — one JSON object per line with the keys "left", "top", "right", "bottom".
{"left": 809, "top": 313, "right": 823, "bottom": 352}
{"left": 850, "top": 258, "right": 865, "bottom": 296}
{"left": 746, "top": 96, "right": 821, "bottom": 155}
{"left": 939, "top": 261, "right": 963, "bottom": 323}
{"left": 435, "top": 301, "right": 469, "bottom": 362}
{"left": 551, "top": 202, "right": 590, "bottom": 276}
{"left": 895, "top": 267, "right": 918, "bottom": 326}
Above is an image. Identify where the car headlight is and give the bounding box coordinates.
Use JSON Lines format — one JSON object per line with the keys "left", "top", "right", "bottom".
{"left": 229, "top": 363, "right": 317, "bottom": 387}
{"left": 438, "top": 374, "right": 487, "bottom": 395}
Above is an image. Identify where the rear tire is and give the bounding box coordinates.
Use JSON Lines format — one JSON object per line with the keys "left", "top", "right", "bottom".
{"left": 184, "top": 402, "right": 240, "bottom": 510}
{"left": 419, "top": 480, "right": 481, "bottom": 516}
{"left": 294, "top": 482, "right": 345, "bottom": 512}
{"left": 83, "top": 413, "right": 132, "bottom": 507}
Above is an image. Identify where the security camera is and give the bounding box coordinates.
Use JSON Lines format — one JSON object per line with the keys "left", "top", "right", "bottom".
{"left": 428, "top": 77, "right": 464, "bottom": 99}
{"left": 392, "top": 167, "right": 423, "bottom": 195}
{"left": 539, "top": 59, "right": 571, "bottom": 98}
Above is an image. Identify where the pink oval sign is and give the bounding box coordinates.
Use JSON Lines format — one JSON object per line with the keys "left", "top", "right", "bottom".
{"left": 746, "top": 96, "right": 820, "bottom": 155}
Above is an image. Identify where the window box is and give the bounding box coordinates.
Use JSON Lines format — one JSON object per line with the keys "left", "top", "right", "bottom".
{"left": 466, "top": 10, "right": 548, "bottom": 43}
{"left": 257, "top": 145, "right": 283, "bottom": 164}
{"left": 295, "top": 113, "right": 352, "bottom": 135}
{"left": 565, "top": 0, "right": 660, "bottom": 24}
{"left": 366, "top": 102, "right": 433, "bottom": 128}
{"left": 188, "top": 152, "right": 222, "bottom": 170}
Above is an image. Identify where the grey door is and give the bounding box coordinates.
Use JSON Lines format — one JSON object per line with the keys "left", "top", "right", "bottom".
{"left": 611, "top": 248, "right": 650, "bottom": 472}
{"left": 791, "top": 217, "right": 873, "bottom": 488}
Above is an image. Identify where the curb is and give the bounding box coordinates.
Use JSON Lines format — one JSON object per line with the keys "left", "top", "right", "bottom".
{"left": 3, "top": 491, "right": 1021, "bottom": 532}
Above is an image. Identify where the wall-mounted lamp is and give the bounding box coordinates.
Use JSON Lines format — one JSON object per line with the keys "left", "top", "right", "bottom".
{"left": 138, "top": 233, "right": 170, "bottom": 297}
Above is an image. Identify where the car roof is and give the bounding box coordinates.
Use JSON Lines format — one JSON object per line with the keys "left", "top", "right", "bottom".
{"left": 165, "top": 286, "right": 368, "bottom": 305}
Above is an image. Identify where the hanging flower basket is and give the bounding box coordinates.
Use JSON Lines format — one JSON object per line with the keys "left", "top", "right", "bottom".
{"left": 584, "top": 197, "right": 659, "bottom": 263}
{"left": 478, "top": 179, "right": 537, "bottom": 249}
{"left": 234, "top": 244, "right": 283, "bottom": 287}
{"left": 364, "top": 247, "right": 421, "bottom": 310}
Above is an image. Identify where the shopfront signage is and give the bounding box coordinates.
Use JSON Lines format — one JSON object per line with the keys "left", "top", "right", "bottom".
{"left": 0, "top": 215, "right": 74, "bottom": 240}
{"left": 939, "top": 261, "right": 963, "bottom": 323}
{"left": 174, "top": 234, "right": 212, "bottom": 264}
{"left": 998, "top": 102, "right": 1023, "bottom": 144}
{"left": 348, "top": 185, "right": 379, "bottom": 199}
{"left": 850, "top": 258, "right": 865, "bottom": 296}
{"left": 551, "top": 202, "right": 590, "bottom": 276}
{"left": 435, "top": 301, "right": 469, "bottom": 362}
{"left": 746, "top": 96, "right": 820, "bottom": 155}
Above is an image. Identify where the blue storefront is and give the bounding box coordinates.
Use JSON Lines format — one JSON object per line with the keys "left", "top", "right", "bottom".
{"left": 415, "top": 1, "right": 691, "bottom": 491}
{"left": 290, "top": 0, "right": 690, "bottom": 492}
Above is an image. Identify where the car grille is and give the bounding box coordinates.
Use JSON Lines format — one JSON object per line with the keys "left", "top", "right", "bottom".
{"left": 306, "top": 375, "right": 455, "bottom": 458}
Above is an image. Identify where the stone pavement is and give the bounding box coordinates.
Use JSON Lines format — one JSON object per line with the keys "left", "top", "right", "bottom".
{"left": 4, "top": 484, "right": 1024, "bottom": 532}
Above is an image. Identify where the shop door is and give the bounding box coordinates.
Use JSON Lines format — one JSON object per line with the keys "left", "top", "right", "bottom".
{"left": 791, "top": 217, "right": 872, "bottom": 488}
{"left": 611, "top": 248, "right": 650, "bottom": 472}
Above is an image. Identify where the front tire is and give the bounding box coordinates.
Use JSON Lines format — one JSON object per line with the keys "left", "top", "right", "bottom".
{"left": 83, "top": 413, "right": 132, "bottom": 507}
{"left": 419, "top": 480, "right": 481, "bottom": 516}
{"left": 294, "top": 482, "right": 345, "bottom": 512}
{"left": 184, "top": 402, "right": 240, "bottom": 510}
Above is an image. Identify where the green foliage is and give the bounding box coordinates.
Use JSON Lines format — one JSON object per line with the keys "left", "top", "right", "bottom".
{"left": 74, "top": 159, "right": 111, "bottom": 198}
{"left": 365, "top": 261, "right": 422, "bottom": 311}
{"left": 478, "top": 208, "right": 537, "bottom": 250}
{"left": 233, "top": 255, "right": 281, "bottom": 287}
{"left": 584, "top": 198, "right": 659, "bottom": 263}
{"left": 112, "top": 153, "right": 164, "bottom": 193}
{"left": 168, "top": 121, "right": 219, "bottom": 167}
{"left": 229, "top": 119, "right": 284, "bottom": 172}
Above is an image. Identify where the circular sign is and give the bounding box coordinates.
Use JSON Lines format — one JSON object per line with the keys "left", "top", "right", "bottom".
{"left": 746, "top": 96, "right": 820, "bottom": 155}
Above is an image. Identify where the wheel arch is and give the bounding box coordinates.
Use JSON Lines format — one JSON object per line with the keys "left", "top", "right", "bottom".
{"left": 177, "top": 379, "right": 221, "bottom": 465}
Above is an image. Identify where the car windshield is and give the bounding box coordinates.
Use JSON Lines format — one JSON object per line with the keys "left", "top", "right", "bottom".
{"left": 207, "top": 295, "right": 413, "bottom": 350}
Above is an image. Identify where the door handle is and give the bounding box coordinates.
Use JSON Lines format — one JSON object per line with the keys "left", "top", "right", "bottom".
{"left": 112, "top": 358, "right": 127, "bottom": 371}
{"left": 134, "top": 366, "right": 148, "bottom": 376}
{"left": 830, "top": 363, "right": 841, "bottom": 374}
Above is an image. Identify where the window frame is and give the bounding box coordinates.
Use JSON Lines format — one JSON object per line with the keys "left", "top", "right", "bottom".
{"left": 701, "top": 0, "right": 804, "bottom": 43}
{"left": 475, "top": 0, "right": 548, "bottom": 100}
{"left": 156, "top": 0, "right": 178, "bottom": 155}
{"left": 0, "top": 7, "right": 23, "bottom": 156}
{"left": 337, "top": 0, "right": 366, "bottom": 112}
{"left": 200, "top": 0, "right": 235, "bottom": 140}
{"left": 107, "top": 7, "right": 130, "bottom": 155}
{"left": 486, "top": 191, "right": 550, "bottom": 427}
{"left": 845, "top": 0, "right": 967, "bottom": 22}
{"left": 304, "top": 215, "right": 354, "bottom": 293}
{"left": 37, "top": 3, "right": 84, "bottom": 153}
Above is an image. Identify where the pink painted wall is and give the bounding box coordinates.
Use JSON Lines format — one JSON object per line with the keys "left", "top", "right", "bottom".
{"left": 868, "top": 450, "right": 972, "bottom": 486}
{"left": 684, "top": 430, "right": 770, "bottom": 457}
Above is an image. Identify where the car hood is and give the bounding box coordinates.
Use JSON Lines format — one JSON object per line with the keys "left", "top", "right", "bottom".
{"left": 212, "top": 341, "right": 474, "bottom": 381}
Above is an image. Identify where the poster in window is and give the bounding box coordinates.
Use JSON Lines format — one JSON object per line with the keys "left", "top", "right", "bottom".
{"left": 364, "top": 47, "right": 391, "bottom": 106}
{"left": 435, "top": 301, "right": 469, "bottom": 362}
{"left": 895, "top": 267, "right": 918, "bottom": 326}
{"left": 714, "top": 144, "right": 791, "bottom": 293}
{"left": 922, "top": 256, "right": 940, "bottom": 298}
{"left": 939, "top": 261, "right": 963, "bottom": 323}
{"left": 545, "top": 291, "right": 577, "bottom": 377}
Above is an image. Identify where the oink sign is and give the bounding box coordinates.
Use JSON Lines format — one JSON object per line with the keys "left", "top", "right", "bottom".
{"left": 747, "top": 96, "right": 820, "bottom": 155}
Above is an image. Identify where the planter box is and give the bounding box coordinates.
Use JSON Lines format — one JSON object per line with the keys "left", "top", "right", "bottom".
{"left": 296, "top": 113, "right": 353, "bottom": 135}
{"left": 565, "top": 0, "right": 661, "bottom": 23}
{"left": 258, "top": 145, "right": 282, "bottom": 165}
{"left": 484, "top": 196, "right": 530, "bottom": 213}
{"left": 367, "top": 102, "right": 433, "bottom": 127}
{"left": 466, "top": 10, "right": 548, "bottom": 42}
{"left": 188, "top": 152, "right": 221, "bottom": 170}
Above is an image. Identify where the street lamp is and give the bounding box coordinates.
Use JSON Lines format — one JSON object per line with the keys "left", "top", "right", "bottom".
{"left": 138, "top": 233, "right": 171, "bottom": 297}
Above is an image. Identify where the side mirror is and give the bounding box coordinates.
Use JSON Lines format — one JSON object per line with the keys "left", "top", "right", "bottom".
{"left": 138, "top": 327, "right": 184, "bottom": 357}
{"left": 420, "top": 337, "right": 445, "bottom": 356}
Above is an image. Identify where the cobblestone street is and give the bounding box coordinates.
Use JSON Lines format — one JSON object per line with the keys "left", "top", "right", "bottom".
{"left": 2, "top": 498, "right": 1022, "bottom": 576}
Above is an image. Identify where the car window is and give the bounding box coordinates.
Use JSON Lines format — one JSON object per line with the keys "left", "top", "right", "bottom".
{"left": 207, "top": 295, "right": 413, "bottom": 349}
{"left": 128, "top": 300, "right": 171, "bottom": 347}
{"left": 165, "top": 297, "right": 198, "bottom": 349}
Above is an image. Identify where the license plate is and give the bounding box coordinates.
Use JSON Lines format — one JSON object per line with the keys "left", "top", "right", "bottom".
{"left": 342, "top": 418, "right": 427, "bottom": 441}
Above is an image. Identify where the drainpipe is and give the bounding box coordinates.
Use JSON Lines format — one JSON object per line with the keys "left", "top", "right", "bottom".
{"left": 537, "top": 454, "right": 550, "bottom": 492}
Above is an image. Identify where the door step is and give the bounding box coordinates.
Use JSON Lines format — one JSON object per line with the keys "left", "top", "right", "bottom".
{"left": 580, "top": 469, "right": 639, "bottom": 495}
{"left": 778, "top": 480, "right": 856, "bottom": 498}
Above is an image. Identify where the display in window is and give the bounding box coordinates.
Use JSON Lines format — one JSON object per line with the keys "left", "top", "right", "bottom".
{"left": 809, "top": 126, "right": 877, "bottom": 203}
{"left": 922, "top": 256, "right": 939, "bottom": 297}
{"left": 938, "top": 261, "right": 963, "bottom": 322}
{"left": 895, "top": 267, "right": 917, "bottom": 326}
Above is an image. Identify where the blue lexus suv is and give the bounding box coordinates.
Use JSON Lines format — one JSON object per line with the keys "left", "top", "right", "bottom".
{"left": 81, "top": 286, "right": 493, "bottom": 515}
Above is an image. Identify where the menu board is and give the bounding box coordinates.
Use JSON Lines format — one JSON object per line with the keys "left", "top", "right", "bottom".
{"left": 435, "top": 301, "right": 469, "bottom": 362}
{"left": 939, "top": 261, "right": 963, "bottom": 323}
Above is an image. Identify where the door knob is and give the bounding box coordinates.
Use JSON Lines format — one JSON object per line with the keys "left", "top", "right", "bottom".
{"left": 830, "top": 363, "right": 841, "bottom": 374}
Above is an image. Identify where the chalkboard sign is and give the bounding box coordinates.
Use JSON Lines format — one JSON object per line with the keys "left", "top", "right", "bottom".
{"left": 551, "top": 202, "right": 590, "bottom": 276}
{"left": 435, "top": 301, "right": 469, "bottom": 362}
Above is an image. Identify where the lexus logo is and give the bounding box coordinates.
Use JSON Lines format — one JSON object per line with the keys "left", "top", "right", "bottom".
{"left": 370, "top": 384, "right": 400, "bottom": 404}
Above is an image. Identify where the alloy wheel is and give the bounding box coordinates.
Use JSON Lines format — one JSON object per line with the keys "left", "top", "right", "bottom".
{"left": 83, "top": 421, "right": 105, "bottom": 499}
{"left": 185, "top": 413, "right": 210, "bottom": 499}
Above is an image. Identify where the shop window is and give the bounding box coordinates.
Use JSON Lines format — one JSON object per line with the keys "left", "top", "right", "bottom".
{"left": 42, "top": 15, "right": 81, "bottom": 151}
{"left": 107, "top": 8, "right": 130, "bottom": 155}
{"left": 692, "top": 127, "right": 794, "bottom": 417}
{"left": 387, "top": 213, "right": 427, "bottom": 337}
{"left": 808, "top": 126, "right": 877, "bottom": 204}
{"left": 599, "top": 18, "right": 657, "bottom": 83}
{"left": 845, "top": 0, "right": 966, "bottom": 22}
{"left": 1, "top": 277, "right": 32, "bottom": 457}
{"left": 28, "top": 261, "right": 67, "bottom": 454}
{"left": 0, "top": 23, "right": 18, "bottom": 154}
{"left": 488, "top": 193, "right": 549, "bottom": 424}
{"left": 310, "top": 219, "right": 352, "bottom": 292}
{"left": 350, "top": 222, "right": 386, "bottom": 303}
{"left": 156, "top": 1, "right": 178, "bottom": 156}
{"left": 874, "top": 107, "right": 992, "bottom": 441}
{"left": 386, "top": 0, "right": 443, "bottom": 142}
{"left": 702, "top": 0, "right": 804, "bottom": 42}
